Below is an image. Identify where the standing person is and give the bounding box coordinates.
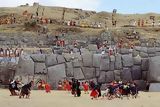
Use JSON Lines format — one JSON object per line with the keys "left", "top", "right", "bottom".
{"left": 45, "top": 83, "right": 51, "bottom": 93}
{"left": 89, "top": 80, "right": 95, "bottom": 90}
{"left": 58, "top": 80, "right": 63, "bottom": 90}
{"left": 66, "top": 81, "right": 71, "bottom": 92}
{"left": 76, "top": 80, "right": 81, "bottom": 97}
{"left": 71, "top": 78, "right": 76, "bottom": 96}
{"left": 96, "top": 83, "right": 102, "bottom": 97}
{"left": 90, "top": 86, "right": 99, "bottom": 100}
{"left": 0, "top": 48, "right": 3, "bottom": 57}
{"left": 82, "top": 81, "right": 89, "bottom": 94}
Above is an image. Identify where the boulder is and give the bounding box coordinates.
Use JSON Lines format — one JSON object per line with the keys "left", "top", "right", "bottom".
{"left": 141, "top": 58, "right": 149, "bottom": 71}
{"left": 45, "top": 54, "right": 57, "bottom": 67}
{"left": 133, "top": 50, "right": 139, "bottom": 57}
{"left": 134, "top": 46, "right": 141, "bottom": 52}
{"left": 16, "top": 55, "right": 34, "bottom": 76}
{"left": 120, "top": 48, "right": 129, "bottom": 54}
{"left": 73, "top": 53, "right": 82, "bottom": 61}
{"left": 100, "top": 55, "right": 110, "bottom": 71}
{"left": 140, "top": 52, "right": 148, "bottom": 58}
{"left": 134, "top": 80, "right": 146, "bottom": 91}
{"left": 98, "top": 71, "right": 106, "bottom": 83}
{"left": 82, "top": 53, "right": 93, "bottom": 67}
{"left": 142, "top": 71, "right": 148, "bottom": 80}
{"left": 48, "top": 64, "right": 66, "bottom": 89}
{"left": 109, "top": 61, "right": 115, "bottom": 71}
{"left": 133, "top": 55, "right": 142, "bottom": 65}
{"left": 147, "top": 48, "right": 156, "bottom": 54}
{"left": 65, "top": 62, "right": 74, "bottom": 77}
{"left": 149, "top": 83, "right": 160, "bottom": 92}
{"left": 105, "top": 71, "right": 114, "bottom": 83}
{"left": 114, "top": 70, "right": 121, "bottom": 81}
{"left": 57, "top": 55, "right": 65, "bottom": 64}
{"left": 110, "top": 55, "right": 115, "bottom": 62}
{"left": 34, "top": 63, "right": 47, "bottom": 74}
{"left": 140, "top": 47, "right": 148, "bottom": 53}
{"left": 87, "top": 44, "right": 98, "bottom": 51}
{"left": 131, "top": 66, "right": 142, "bottom": 80}
{"left": 115, "top": 54, "right": 122, "bottom": 70}
{"left": 122, "top": 54, "right": 133, "bottom": 67}
{"left": 93, "top": 54, "right": 101, "bottom": 68}
{"left": 155, "top": 47, "right": 160, "bottom": 52}
{"left": 148, "top": 54, "right": 155, "bottom": 57}
{"left": 73, "top": 59, "right": 82, "bottom": 67}
{"left": 82, "top": 67, "right": 96, "bottom": 79}
{"left": 63, "top": 53, "right": 73, "bottom": 62}
{"left": 148, "top": 56, "right": 160, "bottom": 82}
{"left": 156, "top": 52, "right": 160, "bottom": 56}
{"left": 73, "top": 68, "right": 85, "bottom": 80}
{"left": 121, "top": 68, "right": 132, "bottom": 81}
{"left": 95, "top": 68, "right": 100, "bottom": 77}
{"left": 30, "top": 54, "right": 45, "bottom": 62}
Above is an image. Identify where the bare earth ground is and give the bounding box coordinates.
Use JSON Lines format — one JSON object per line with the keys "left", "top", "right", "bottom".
{"left": 0, "top": 89, "right": 160, "bottom": 107}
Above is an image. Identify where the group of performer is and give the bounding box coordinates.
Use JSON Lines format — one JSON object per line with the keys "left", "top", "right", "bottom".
{"left": 8, "top": 77, "right": 140, "bottom": 100}
{"left": 57, "top": 79, "right": 139, "bottom": 100}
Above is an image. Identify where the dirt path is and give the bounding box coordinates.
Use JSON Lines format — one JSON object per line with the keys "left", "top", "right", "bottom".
{"left": 0, "top": 89, "right": 159, "bottom": 107}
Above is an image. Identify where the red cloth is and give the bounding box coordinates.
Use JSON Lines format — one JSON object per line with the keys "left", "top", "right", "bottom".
{"left": 90, "top": 90, "right": 98, "bottom": 98}
{"left": 83, "top": 84, "right": 89, "bottom": 91}
{"left": 66, "top": 84, "right": 71, "bottom": 91}
{"left": 45, "top": 83, "right": 51, "bottom": 93}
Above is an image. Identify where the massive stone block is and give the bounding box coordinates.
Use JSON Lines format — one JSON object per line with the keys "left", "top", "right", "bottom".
{"left": 122, "top": 54, "right": 133, "bottom": 67}
{"left": 148, "top": 56, "right": 160, "bottom": 82}
{"left": 73, "top": 68, "right": 85, "bottom": 80}
{"left": 134, "top": 80, "right": 146, "bottom": 91}
{"left": 100, "top": 55, "right": 110, "bottom": 71}
{"left": 65, "top": 62, "right": 74, "bottom": 77}
{"left": 140, "top": 52, "right": 148, "bottom": 58}
{"left": 98, "top": 71, "right": 106, "bottom": 83}
{"left": 149, "top": 83, "right": 160, "bottom": 92}
{"left": 16, "top": 55, "right": 34, "bottom": 76}
{"left": 141, "top": 58, "right": 149, "bottom": 71}
{"left": 114, "top": 70, "right": 121, "bottom": 81}
{"left": 82, "top": 67, "right": 96, "bottom": 79}
{"left": 72, "top": 59, "right": 82, "bottom": 67}
{"left": 95, "top": 68, "right": 100, "bottom": 77}
{"left": 56, "top": 55, "right": 65, "bottom": 64}
{"left": 131, "top": 66, "right": 142, "bottom": 80}
{"left": 142, "top": 71, "right": 148, "bottom": 80}
{"left": 45, "top": 54, "right": 57, "bottom": 67}
{"left": 133, "top": 55, "right": 141, "bottom": 65}
{"left": 109, "top": 61, "right": 115, "bottom": 71}
{"left": 120, "top": 48, "right": 129, "bottom": 54}
{"left": 115, "top": 54, "right": 122, "bottom": 70}
{"left": 87, "top": 44, "right": 98, "bottom": 51}
{"left": 133, "top": 50, "right": 139, "bottom": 57}
{"left": 30, "top": 54, "right": 45, "bottom": 62}
{"left": 63, "top": 53, "right": 73, "bottom": 62}
{"left": 93, "top": 54, "right": 101, "bottom": 68}
{"left": 82, "top": 53, "right": 93, "bottom": 67}
{"left": 35, "top": 62, "right": 47, "bottom": 74}
{"left": 105, "top": 71, "right": 114, "bottom": 83}
{"left": 147, "top": 47, "right": 156, "bottom": 54}
{"left": 48, "top": 64, "right": 66, "bottom": 89}
{"left": 140, "top": 47, "right": 148, "bottom": 53}
{"left": 121, "top": 68, "right": 132, "bottom": 81}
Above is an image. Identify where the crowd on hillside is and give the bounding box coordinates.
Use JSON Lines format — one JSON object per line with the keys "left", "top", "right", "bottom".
{"left": 0, "top": 48, "right": 24, "bottom": 57}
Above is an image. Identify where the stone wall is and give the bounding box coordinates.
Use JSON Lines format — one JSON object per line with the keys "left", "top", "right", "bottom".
{"left": 13, "top": 46, "right": 160, "bottom": 90}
